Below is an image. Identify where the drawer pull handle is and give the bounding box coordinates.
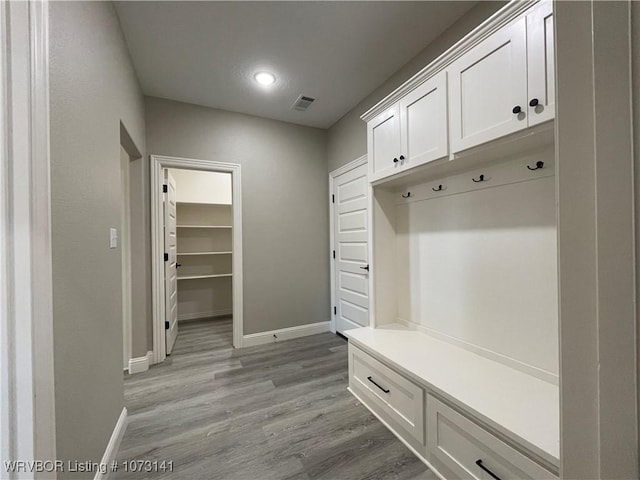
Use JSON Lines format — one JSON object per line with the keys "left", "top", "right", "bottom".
{"left": 367, "top": 376, "right": 390, "bottom": 393}
{"left": 475, "top": 460, "right": 501, "bottom": 480}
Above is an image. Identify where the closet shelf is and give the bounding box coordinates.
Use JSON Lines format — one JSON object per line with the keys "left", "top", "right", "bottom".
{"left": 177, "top": 225, "right": 232, "bottom": 229}
{"left": 177, "top": 274, "right": 232, "bottom": 281}
{"left": 177, "top": 251, "right": 232, "bottom": 256}
{"left": 176, "top": 201, "right": 232, "bottom": 207}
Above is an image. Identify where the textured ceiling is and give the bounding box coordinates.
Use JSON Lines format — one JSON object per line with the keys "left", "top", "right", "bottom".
{"left": 115, "top": 1, "right": 477, "bottom": 129}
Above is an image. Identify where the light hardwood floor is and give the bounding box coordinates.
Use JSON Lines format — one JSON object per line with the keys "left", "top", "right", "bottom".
{"left": 116, "top": 318, "right": 435, "bottom": 480}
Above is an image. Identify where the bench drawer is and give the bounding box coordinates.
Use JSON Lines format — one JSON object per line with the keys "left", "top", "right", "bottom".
{"left": 427, "top": 395, "right": 556, "bottom": 479}
{"left": 349, "top": 344, "right": 424, "bottom": 444}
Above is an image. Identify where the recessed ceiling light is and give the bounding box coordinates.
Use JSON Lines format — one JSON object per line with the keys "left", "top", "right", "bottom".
{"left": 254, "top": 72, "right": 276, "bottom": 86}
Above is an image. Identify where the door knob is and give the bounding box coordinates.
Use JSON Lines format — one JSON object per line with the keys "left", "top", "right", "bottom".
{"left": 360, "top": 265, "right": 369, "bottom": 272}
{"left": 529, "top": 98, "right": 539, "bottom": 107}
{"left": 399, "top": 155, "right": 405, "bottom": 160}
{"left": 512, "top": 105, "right": 522, "bottom": 114}
{"left": 393, "top": 157, "right": 399, "bottom": 163}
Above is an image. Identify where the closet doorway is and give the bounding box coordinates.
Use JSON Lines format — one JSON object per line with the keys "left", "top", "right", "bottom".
{"left": 151, "top": 156, "right": 243, "bottom": 364}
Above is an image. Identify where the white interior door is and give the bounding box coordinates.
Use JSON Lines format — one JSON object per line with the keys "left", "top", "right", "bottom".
{"left": 164, "top": 170, "right": 179, "bottom": 354}
{"left": 333, "top": 163, "right": 369, "bottom": 334}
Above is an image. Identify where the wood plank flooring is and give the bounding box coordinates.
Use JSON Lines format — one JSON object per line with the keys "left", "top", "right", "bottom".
{"left": 116, "top": 318, "right": 435, "bottom": 480}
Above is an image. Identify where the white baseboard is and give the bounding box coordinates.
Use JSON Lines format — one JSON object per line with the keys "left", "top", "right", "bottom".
{"left": 94, "top": 407, "right": 128, "bottom": 480}
{"left": 178, "top": 309, "right": 232, "bottom": 321}
{"left": 242, "top": 321, "right": 330, "bottom": 347}
{"left": 127, "top": 351, "right": 153, "bottom": 374}
{"left": 145, "top": 350, "right": 156, "bottom": 367}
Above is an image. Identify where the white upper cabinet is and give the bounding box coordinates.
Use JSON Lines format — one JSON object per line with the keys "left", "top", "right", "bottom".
{"left": 526, "top": 1, "right": 554, "bottom": 126}
{"left": 399, "top": 71, "right": 449, "bottom": 173}
{"left": 449, "top": 2, "right": 555, "bottom": 154}
{"left": 368, "top": 104, "right": 401, "bottom": 181}
{"left": 369, "top": 71, "right": 449, "bottom": 183}
{"left": 363, "top": 1, "right": 555, "bottom": 181}
{"left": 448, "top": 17, "right": 528, "bottom": 154}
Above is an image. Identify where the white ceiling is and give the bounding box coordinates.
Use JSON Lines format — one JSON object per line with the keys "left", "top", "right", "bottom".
{"left": 115, "top": 1, "right": 477, "bottom": 129}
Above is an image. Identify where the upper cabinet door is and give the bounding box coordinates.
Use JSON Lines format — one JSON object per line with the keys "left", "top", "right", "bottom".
{"left": 399, "top": 71, "right": 449, "bottom": 170}
{"left": 368, "top": 104, "right": 401, "bottom": 182}
{"left": 526, "top": 1, "right": 554, "bottom": 126}
{"left": 448, "top": 17, "right": 528, "bottom": 154}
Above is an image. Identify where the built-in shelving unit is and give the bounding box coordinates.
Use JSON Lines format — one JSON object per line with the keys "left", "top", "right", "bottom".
{"left": 176, "top": 201, "right": 233, "bottom": 320}
{"left": 346, "top": 2, "right": 561, "bottom": 480}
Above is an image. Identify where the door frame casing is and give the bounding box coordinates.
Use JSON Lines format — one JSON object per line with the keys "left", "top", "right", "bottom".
{"left": 119, "top": 125, "right": 141, "bottom": 372}
{"left": 328, "top": 155, "right": 367, "bottom": 334}
{"left": 120, "top": 146, "right": 132, "bottom": 370}
{"left": 151, "top": 155, "right": 244, "bottom": 363}
{"left": 0, "top": 0, "right": 57, "bottom": 473}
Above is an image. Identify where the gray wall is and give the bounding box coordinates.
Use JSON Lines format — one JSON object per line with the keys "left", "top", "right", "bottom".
{"left": 49, "top": 1, "right": 146, "bottom": 474}
{"left": 127, "top": 134, "right": 152, "bottom": 358}
{"left": 634, "top": 0, "right": 640, "bottom": 457}
{"left": 145, "top": 97, "right": 328, "bottom": 336}
{"left": 326, "top": 1, "right": 505, "bottom": 172}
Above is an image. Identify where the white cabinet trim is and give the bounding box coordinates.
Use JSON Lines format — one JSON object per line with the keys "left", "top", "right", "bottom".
{"left": 554, "top": 2, "right": 637, "bottom": 477}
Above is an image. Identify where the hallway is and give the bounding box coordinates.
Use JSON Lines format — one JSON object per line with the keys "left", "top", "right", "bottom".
{"left": 115, "top": 318, "right": 433, "bottom": 479}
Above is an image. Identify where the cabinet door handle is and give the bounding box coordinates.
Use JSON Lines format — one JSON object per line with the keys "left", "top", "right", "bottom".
{"left": 399, "top": 155, "right": 405, "bottom": 160}
{"left": 512, "top": 105, "right": 522, "bottom": 114}
{"left": 360, "top": 264, "right": 369, "bottom": 271}
{"left": 367, "top": 376, "right": 390, "bottom": 393}
{"left": 475, "top": 460, "right": 501, "bottom": 480}
{"left": 529, "top": 98, "right": 539, "bottom": 107}
{"left": 393, "top": 157, "right": 399, "bottom": 163}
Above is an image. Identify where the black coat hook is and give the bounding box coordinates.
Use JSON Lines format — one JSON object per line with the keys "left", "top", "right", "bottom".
{"left": 432, "top": 185, "right": 443, "bottom": 192}
{"left": 472, "top": 174, "right": 485, "bottom": 183}
{"left": 401, "top": 192, "right": 411, "bottom": 198}
{"left": 527, "top": 161, "right": 544, "bottom": 171}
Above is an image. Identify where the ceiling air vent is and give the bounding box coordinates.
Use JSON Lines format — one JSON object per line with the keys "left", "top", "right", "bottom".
{"left": 292, "top": 95, "right": 315, "bottom": 112}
